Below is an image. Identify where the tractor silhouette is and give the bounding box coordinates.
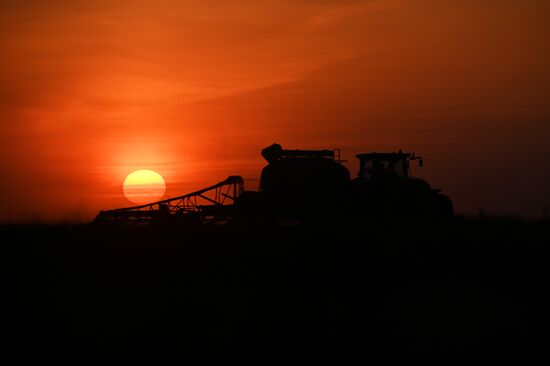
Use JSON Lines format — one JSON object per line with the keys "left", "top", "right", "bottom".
{"left": 94, "top": 143, "right": 453, "bottom": 225}
{"left": 350, "top": 151, "right": 453, "bottom": 219}
{"left": 235, "top": 144, "right": 453, "bottom": 223}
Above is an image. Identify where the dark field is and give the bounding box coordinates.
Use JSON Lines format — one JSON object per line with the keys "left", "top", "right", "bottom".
{"left": 3, "top": 217, "right": 550, "bottom": 360}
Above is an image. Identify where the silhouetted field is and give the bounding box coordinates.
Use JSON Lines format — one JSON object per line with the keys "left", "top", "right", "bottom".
{"left": 3, "top": 217, "right": 549, "bottom": 361}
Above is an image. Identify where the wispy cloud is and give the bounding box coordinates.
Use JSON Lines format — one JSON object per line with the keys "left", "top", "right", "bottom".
{"left": 0, "top": 0, "right": 549, "bottom": 220}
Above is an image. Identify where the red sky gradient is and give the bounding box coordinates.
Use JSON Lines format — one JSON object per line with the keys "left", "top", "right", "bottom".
{"left": 1, "top": 0, "right": 549, "bottom": 222}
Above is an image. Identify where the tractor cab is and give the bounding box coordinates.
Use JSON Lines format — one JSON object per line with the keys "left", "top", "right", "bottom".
{"left": 356, "top": 150, "right": 423, "bottom": 179}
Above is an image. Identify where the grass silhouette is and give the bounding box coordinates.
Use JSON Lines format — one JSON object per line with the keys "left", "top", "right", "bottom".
{"left": 4, "top": 216, "right": 549, "bottom": 360}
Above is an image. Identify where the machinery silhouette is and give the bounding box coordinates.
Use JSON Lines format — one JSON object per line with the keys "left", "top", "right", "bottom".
{"left": 93, "top": 143, "right": 453, "bottom": 225}
{"left": 93, "top": 176, "right": 244, "bottom": 225}
{"left": 350, "top": 151, "right": 453, "bottom": 219}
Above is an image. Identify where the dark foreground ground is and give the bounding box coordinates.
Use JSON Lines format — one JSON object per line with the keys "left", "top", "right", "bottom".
{"left": 3, "top": 217, "right": 550, "bottom": 361}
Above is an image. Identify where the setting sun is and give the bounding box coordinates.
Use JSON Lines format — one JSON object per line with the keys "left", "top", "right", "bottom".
{"left": 123, "top": 170, "right": 166, "bottom": 205}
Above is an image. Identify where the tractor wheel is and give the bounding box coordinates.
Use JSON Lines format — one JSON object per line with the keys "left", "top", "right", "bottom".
{"left": 433, "top": 193, "right": 454, "bottom": 219}
{"left": 234, "top": 191, "right": 262, "bottom": 217}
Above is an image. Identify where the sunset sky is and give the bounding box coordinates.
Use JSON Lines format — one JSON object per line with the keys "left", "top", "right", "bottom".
{"left": 1, "top": 0, "right": 549, "bottom": 222}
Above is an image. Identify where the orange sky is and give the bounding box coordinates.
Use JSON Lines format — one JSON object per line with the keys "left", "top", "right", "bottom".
{"left": 1, "top": 0, "right": 549, "bottom": 221}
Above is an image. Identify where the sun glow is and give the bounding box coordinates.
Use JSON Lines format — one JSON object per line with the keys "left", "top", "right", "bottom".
{"left": 123, "top": 170, "right": 166, "bottom": 205}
